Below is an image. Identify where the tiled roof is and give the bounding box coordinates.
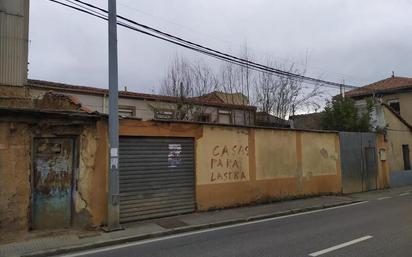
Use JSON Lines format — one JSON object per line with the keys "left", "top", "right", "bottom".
{"left": 195, "top": 91, "right": 249, "bottom": 105}
{"left": 289, "top": 112, "right": 323, "bottom": 130}
{"left": 27, "top": 79, "right": 256, "bottom": 110}
{"left": 346, "top": 76, "right": 412, "bottom": 97}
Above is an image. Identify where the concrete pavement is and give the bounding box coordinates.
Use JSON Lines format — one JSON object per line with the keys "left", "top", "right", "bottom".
{"left": 56, "top": 189, "right": 412, "bottom": 257}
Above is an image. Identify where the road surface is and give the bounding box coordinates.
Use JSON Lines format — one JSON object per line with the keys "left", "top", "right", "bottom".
{"left": 61, "top": 192, "right": 412, "bottom": 257}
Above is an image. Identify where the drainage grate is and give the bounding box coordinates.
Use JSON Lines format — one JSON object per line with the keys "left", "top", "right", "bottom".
{"left": 156, "top": 219, "right": 188, "bottom": 229}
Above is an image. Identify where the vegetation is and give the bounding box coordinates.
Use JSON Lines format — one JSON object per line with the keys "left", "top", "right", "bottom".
{"left": 321, "top": 96, "right": 373, "bottom": 132}
{"left": 160, "top": 45, "right": 324, "bottom": 120}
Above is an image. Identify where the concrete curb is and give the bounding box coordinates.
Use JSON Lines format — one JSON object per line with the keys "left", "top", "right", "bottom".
{"left": 21, "top": 200, "right": 361, "bottom": 257}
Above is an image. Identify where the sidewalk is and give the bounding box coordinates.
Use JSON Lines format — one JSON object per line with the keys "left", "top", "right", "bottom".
{"left": 3, "top": 187, "right": 411, "bottom": 257}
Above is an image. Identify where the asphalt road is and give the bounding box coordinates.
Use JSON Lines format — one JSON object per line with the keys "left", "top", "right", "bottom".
{"left": 62, "top": 193, "right": 412, "bottom": 257}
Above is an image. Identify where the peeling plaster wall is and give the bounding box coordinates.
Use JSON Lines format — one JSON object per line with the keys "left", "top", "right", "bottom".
{"left": 77, "top": 120, "right": 108, "bottom": 227}
{"left": 0, "top": 122, "right": 31, "bottom": 237}
{"left": 0, "top": 118, "right": 107, "bottom": 236}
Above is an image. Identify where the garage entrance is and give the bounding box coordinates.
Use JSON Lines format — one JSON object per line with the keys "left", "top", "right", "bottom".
{"left": 119, "top": 137, "right": 195, "bottom": 223}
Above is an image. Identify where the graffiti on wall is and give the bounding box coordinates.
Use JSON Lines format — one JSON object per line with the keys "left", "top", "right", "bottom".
{"left": 209, "top": 144, "right": 248, "bottom": 183}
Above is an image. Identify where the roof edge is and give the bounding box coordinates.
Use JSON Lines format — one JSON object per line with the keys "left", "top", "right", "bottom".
{"left": 27, "top": 79, "right": 256, "bottom": 110}
{"left": 382, "top": 103, "right": 412, "bottom": 132}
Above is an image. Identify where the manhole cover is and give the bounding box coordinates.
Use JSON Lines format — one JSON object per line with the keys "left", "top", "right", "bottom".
{"left": 156, "top": 219, "right": 188, "bottom": 229}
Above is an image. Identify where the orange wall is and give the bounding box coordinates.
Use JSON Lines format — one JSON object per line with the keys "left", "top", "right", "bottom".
{"left": 196, "top": 126, "right": 342, "bottom": 210}
{"left": 376, "top": 134, "right": 390, "bottom": 189}
{"left": 120, "top": 121, "right": 343, "bottom": 211}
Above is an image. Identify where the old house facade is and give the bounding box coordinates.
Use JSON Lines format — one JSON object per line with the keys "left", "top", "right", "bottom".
{"left": 346, "top": 76, "right": 412, "bottom": 176}
{"left": 27, "top": 80, "right": 256, "bottom": 126}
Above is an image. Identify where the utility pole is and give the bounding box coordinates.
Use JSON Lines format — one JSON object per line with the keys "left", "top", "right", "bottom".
{"left": 106, "top": 0, "right": 121, "bottom": 231}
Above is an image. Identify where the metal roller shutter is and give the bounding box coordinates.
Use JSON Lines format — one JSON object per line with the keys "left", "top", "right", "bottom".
{"left": 119, "top": 136, "right": 195, "bottom": 223}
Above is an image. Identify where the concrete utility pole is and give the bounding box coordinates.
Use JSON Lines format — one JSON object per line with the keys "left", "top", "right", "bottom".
{"left": 107, "top": 0, "right": 121, "bottom": 231}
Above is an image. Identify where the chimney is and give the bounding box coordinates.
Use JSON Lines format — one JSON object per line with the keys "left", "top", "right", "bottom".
{"left": 0, "top": 0, "right": 30, "bottom": 86}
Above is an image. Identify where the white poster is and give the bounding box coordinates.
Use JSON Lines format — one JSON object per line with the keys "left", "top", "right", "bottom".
{"left": 168, "top": 144, "right": 182, "bottom": 168}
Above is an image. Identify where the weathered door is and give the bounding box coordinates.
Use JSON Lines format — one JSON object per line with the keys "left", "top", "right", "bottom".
{"left": 361, "top": 133, "right": 378, "bottom": 191}
{"left": 340, "top": 132, "right": 363, "bottom": 193}
{"left": 119, "top": 137, "right": 195, "bottom": 223}
{"left": 403, "top": 144, "right": 411, "bottom": 170}
{"left": 340, "top": 132, "right": 378, "bottom": 193}
{"left": 33, "top": 138, "right": 74, "bottom": 229}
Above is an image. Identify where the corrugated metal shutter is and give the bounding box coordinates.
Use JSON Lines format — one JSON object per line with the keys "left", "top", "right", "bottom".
{"left": 119, "top": 137, "right": 195, "bottom": 223}
{"left": 0, "top": 1, "right": 29, "bottom": 86}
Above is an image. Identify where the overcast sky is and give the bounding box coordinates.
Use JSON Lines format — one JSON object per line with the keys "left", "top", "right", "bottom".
{"left": 29, "top": 0, "right": 412, "bottom": 95}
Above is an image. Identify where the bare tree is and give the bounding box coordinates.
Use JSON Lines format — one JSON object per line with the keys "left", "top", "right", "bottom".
{"left": 161, "top": 52, "right": 323, "bottom": 122}
{"left": 218, "top": 46, "right": 254, "bottom": 105}
{"left": 254, "top": 60, "right": 323, "bottom": 119}
{"left": 160, "top": 56, "right": 193, "bottom": 98}
{"left": 160, "top": 56, "right": 219, "bottom": 121}
{"left": 238, "top": 44, "right": 254, "bottom": 124}
{"left": 191, "top": 59, "right": 219, "bottom": 97}
{"left": 161, "top": 56, "right": 218, "bottom": 98}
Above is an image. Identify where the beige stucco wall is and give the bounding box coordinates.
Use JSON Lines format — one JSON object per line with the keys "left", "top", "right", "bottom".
{"left": 383, "top": 92, "right": 412, "bottom": 125}
{"left": 195, "top": 126, "right": 341, "bottom": 210}
{"left": 255, "top": 130, "right": 297, "bottom": 180}
{"left": 301, "top": 132, "right": 339, "bottom": 177}
{"left": 383, "top": 107, "right": 412, "bottom": 172}
{"left": 196, "top": 126, "right": 250, "bottom": 185}
{"left": 376, "top": 134, "right": 390, "bottom": 188}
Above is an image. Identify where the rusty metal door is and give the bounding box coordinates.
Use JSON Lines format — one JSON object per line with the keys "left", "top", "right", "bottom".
{"left": 32, "top": 138, "right": 74, "bottom": 229}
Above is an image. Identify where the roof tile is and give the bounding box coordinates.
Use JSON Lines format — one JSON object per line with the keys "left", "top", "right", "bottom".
{"left": 346, "top": 76, "right": 412, "bottom": 97}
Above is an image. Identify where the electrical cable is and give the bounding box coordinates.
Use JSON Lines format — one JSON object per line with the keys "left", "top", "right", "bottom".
{"left": 48, "top": 0, "right": 357, "bottom": 90}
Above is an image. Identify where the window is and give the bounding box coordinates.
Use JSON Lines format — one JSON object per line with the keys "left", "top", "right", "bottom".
{"left": 218, "top": 110, "right": 232, "bottom": 124}
{"left": 154, "top": 109, "right": 175, "bottom": 120}
{"left": 195, "top": 113, "right": 211, "bottom": 123}
{"left": 118, "top": 105, "right": 136, "bottom": 117}
{"left": 388, "top": 100, "right": 400, "bottom": 114}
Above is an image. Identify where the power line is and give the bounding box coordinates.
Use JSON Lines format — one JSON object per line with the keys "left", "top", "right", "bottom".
{"left": 52, "top": 0, "right": 354, "bottom": 90}
{"left": 70, "top": 0, "right": 356, "bottom": 89}
{"left": 48, "top": 0, "right": 357, "bottom": 90}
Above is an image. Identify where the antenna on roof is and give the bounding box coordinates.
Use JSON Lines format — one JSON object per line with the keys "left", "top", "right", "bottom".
{"left": 392, "top": 71, "right": 395, "bottom": 78}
